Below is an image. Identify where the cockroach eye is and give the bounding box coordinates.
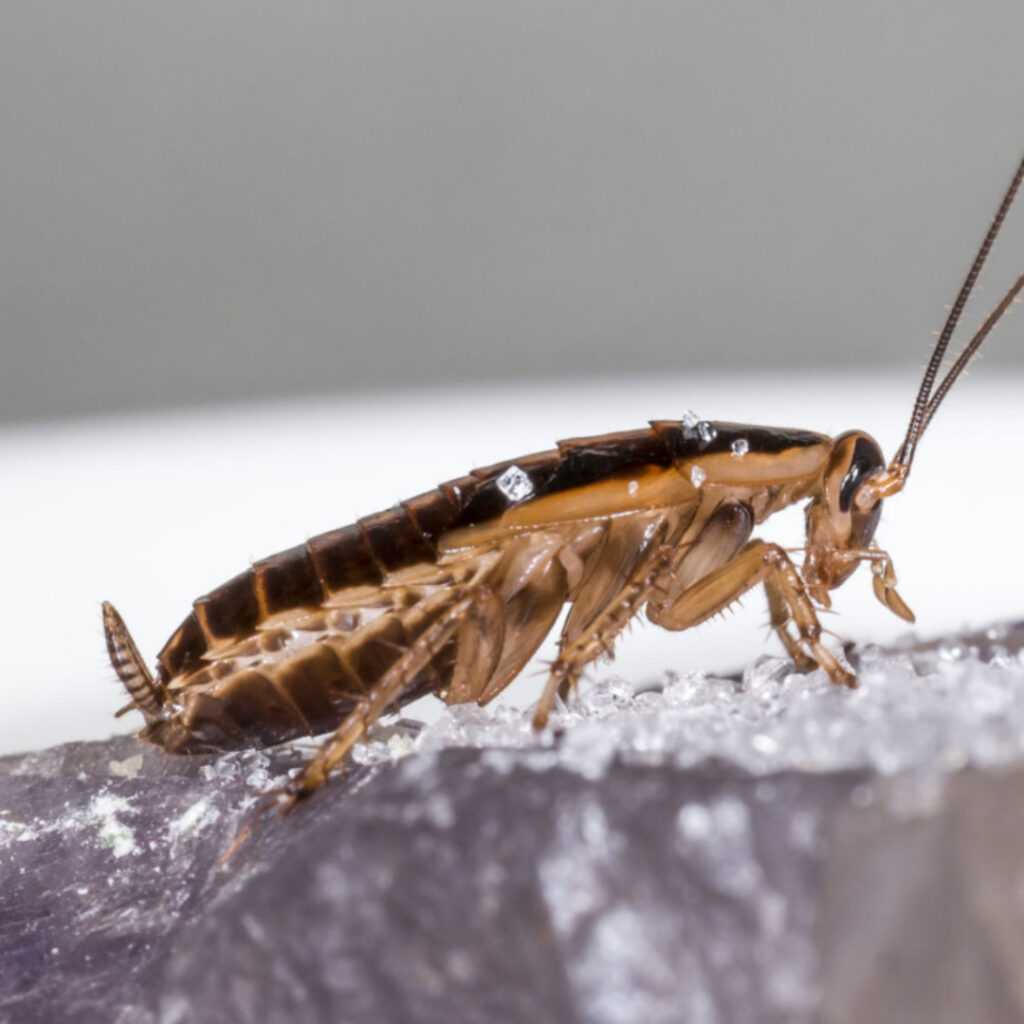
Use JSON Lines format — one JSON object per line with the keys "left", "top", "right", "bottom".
{"left": 838, "top": 437, "right": 884, "bottom": 513}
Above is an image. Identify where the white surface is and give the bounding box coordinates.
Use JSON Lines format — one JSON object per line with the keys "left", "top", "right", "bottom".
{"left": 2, "top": 371, "right": 1022, "bottom": 756}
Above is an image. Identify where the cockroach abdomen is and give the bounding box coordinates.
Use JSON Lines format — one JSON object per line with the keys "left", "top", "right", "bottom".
{"left": 358, "top": 507, "right": 436, "bottom": 571}
{"left": 193, "top": 569, "right": 261, "bottom": 642}
{"left": 252, "top": 545, "right": 324, "bottom": 616}
{"left": 156, "top": 611, "right": 207, "bottom": 682}
{"left": 306, "top": 524, "right": 382, "bottom": 591}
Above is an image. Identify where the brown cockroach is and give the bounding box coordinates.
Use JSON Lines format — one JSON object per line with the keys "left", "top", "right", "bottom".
{"left": 103, "top": 150, "right": 1024, "bottom": 807}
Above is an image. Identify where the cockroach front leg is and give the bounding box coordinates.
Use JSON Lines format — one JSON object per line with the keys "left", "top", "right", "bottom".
{"left": 282, "top": 587, "right": 502, "bottom": 805}
{"left": 648, "top": 540, "right": 856, "bottom": 687}
{"left": 805, "top": 544, "right": 915, "bottom": 624}
{"left": 867, "top": 549, "right": 915, "bottom": 623}
{"left": 764, "top": 581, "right": 819, "bottom": 672}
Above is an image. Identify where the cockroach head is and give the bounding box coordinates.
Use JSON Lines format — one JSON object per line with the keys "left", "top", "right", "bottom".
{"left": 810, "top": 431, "right": 884, "bottom": 557}
{"left": 832, "top": 432, "right": 885, "bottom": 550}
{"left": 803, "top": 430, "right": 915, "bottom": 622}
{"left": 800, "top": 430, "right": 885, "bottom": 600}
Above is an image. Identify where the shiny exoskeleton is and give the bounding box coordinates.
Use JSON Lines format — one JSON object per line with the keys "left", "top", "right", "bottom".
{"left": 104, "top": 147, "right": 1024, "bottom": 805}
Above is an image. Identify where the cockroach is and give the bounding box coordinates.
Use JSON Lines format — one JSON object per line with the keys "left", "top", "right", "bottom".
{"left": 104, "top": 150, "right": 1024, "bottom": 808}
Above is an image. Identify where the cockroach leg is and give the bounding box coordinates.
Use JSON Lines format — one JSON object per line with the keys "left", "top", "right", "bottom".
{"left": 284, "top": 588, "right": 500, "bottom": 802}
{"left": 533, "top": 544, "right": 670, "bottom": 729}
{"left": 463, "top": 531, "right": 574, "bottom": 709}
{"left": 443, "top": 586, "right": 506, "bottom": 705}
{"left": 532, "top": 661, "right": 578, "bottom": 730}
{"left": 810, "top": 545, "right": 915, "bottom": 624}
{"left": 654, "top": 502, "right": 754, "bottom": 598}
{"left": 765, "top": 582, "right": 819, "bottom": 671}
{"left": 648, "top": 540, "right": 855, "bottom": 688}
{"left": 867, "top": 551, "right": 915, "bottom": 623}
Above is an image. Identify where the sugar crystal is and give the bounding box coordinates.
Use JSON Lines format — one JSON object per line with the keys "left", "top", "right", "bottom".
{"left": 496, "top": 464, "right": 534, "bottom": 502}
{"left": 698, "top": 421, "right": 717, "bottom": 443}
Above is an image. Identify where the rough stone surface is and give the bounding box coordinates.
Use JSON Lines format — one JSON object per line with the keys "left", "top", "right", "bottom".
{"left": 4, "top": 624, "right": 1024, "bottom": 1024}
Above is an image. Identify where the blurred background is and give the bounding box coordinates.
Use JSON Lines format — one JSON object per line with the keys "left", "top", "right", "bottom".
{"left": 3, "top": 2, "right": 1024, "bottom": 754}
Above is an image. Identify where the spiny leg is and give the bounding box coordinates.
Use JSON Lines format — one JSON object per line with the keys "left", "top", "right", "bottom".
{"left": 533, "top": 542, "right": 670, "bottom": 729}
{"left": 530, "top": 512, "right": 686, "bottom": 728}
{"left": 765, "top": 579, "right": 818, "bottom": 671}
{"left": 648, "top": 539, "right": 855, "bottom": 687}
{"left": 647, "top": 498, "right": 810, "bottom": 659}
{"left": 283, "top": 587, "right": 499, "bottom": 804}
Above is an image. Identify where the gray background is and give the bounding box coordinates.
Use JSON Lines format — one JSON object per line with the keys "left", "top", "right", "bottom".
{"left": 3, "top": 1, "right": 1024, "bottom": 424}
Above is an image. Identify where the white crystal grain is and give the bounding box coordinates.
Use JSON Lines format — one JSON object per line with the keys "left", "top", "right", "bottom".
{"left": 496, "top": 464, "right": 534, "bottom": 502}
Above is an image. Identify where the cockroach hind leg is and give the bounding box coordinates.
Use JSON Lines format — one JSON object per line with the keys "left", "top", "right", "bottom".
{"left": 218, "top": 787, "right": 299, "bottom": 866}
{"left": 555, "top": 676, "right": 576, "bottom": 703}
{"left": 101, "top": 601, "right": 163, "bottom": 723}
{"left": 535, "top": 537, "right": 669, "bottom": 731}
{"left": 533, "top": 660, "right": 577, "bottom": 730}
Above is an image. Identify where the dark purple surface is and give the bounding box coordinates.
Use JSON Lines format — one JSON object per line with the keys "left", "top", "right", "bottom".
{"left": 5, "top": 623, "right": 1024, "bottom": 1023}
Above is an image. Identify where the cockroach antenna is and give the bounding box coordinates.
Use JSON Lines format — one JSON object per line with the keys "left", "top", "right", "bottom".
{"left": 858, "top": 150, "right": 1024, "bottom": 509}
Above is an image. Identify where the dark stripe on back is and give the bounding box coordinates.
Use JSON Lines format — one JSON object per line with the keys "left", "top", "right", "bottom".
{"left": 651, "top": 420, "right": 824, "bottom": 459}
{"left": 446, "top": 427, "right": 674, "bottom": 530}
{"left": 547, "top": 429, "right": 674, "bottom": 491}
{"left": 449, "top": 450, "right": 561, "bottom": 530}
